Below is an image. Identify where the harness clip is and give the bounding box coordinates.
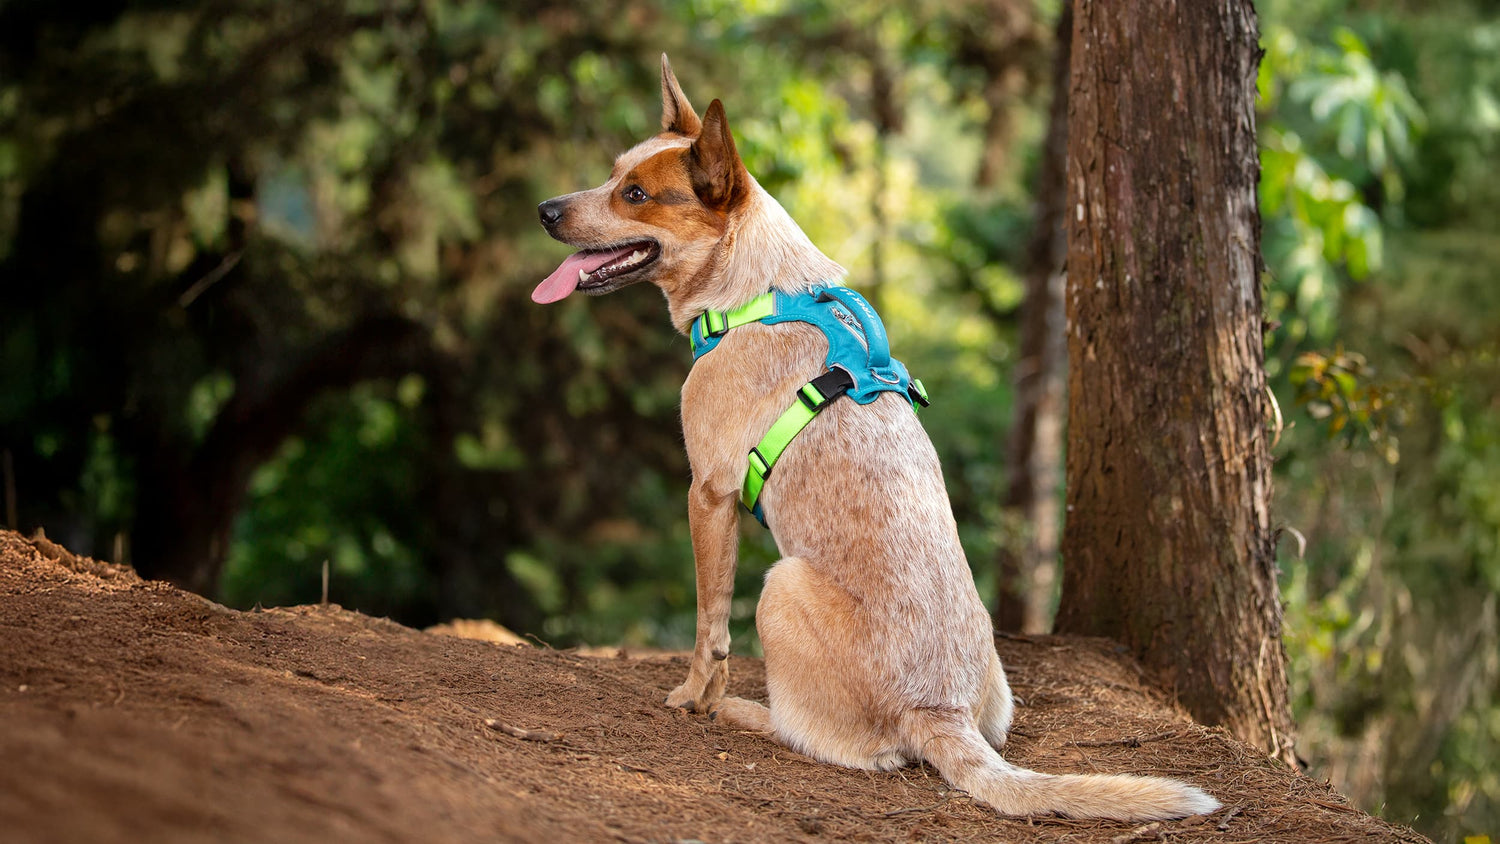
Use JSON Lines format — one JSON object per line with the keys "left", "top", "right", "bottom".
{"left": 747, "top": 447, "right": 772, "bottom": 480}
{"left": 701, "top": 309, "right": 730, "bottom": 338}
{"left": 797, "top": 382, "right": 832, "bottom": 412}
{"left": 798, "top": 368, "right": 855, "bottom": 412}
{"left": 908, "top": 378, "right": 931, "bottom": 408}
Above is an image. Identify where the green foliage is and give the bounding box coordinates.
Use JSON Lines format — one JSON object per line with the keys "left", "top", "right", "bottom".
{"left": 1287, "top": 27, "right": 1424, "bottom": 201}
{"left": 1259, "top": 23, "right": 1419, "bottom": 352}
{"left": 1288, "top": 349, "right": 1403, "bottom": 463}
{"left": 1259, "top": 1, "right": 1500, "bottom": 837}
{"left": 222, "top": 382, "right": 434, "bottom": 618}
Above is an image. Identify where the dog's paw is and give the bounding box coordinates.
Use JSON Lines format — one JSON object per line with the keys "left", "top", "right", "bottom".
{"left": 665, "top": 682, "right": 701, "bottom": 712}
{"left": 666, "top": 660, "right": 728, "bottom": 713}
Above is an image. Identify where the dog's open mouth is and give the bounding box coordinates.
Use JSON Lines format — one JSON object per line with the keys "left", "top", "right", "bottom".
{"left": 532, "top": 240, "right": 660, "bottom": 303}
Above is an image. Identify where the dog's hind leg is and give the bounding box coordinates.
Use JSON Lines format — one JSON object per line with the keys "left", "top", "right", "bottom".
{"left": 975, "top": 650, "right": 1015, "bottom": 749}
{"left": 753, "top": 557, "right": 907, "bottom": 771}
{"left": 710, "top": 697, "right": 773, "bottom": 732}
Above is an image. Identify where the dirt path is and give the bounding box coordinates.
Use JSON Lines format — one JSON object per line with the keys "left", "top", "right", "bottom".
{"left": 0, "top": 530, "right": 1426, "bottom": 843}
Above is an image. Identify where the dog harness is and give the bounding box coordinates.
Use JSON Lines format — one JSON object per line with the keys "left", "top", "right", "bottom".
{"left": 688, "top": 285, "right": 929, "bottom": 526}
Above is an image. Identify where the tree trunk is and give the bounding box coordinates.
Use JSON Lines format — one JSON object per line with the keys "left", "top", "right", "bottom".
{"left": 1055, "top": 0, "right": 1295, "bottom": 764}
{"left": 994, "top": 3, "right": 1071, "bottom": 634}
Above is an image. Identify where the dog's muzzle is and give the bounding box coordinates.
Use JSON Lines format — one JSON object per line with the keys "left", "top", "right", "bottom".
{"left": 538, "top": 198, "right": 566, "bottom": 232}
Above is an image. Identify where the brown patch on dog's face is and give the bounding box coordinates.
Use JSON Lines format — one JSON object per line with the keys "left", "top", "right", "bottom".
{"left": 535, "top": 58, "right": 753, "bottom": 302}
{"left": 609, "top": 147, "right": 725, "bottom": 234}
{"left": 539, "top": 114, "right": 752, "bottom": 300}
{"left": 537, "top": 135, "right": 726, "bottom": 299}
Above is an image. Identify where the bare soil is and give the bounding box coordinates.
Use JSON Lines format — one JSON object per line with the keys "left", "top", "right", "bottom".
{"left": 0, "top": 529, "right": 1427, "bottom": 843}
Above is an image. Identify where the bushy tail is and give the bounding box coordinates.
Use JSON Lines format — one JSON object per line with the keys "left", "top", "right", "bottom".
{"left": 919, "top": 716, "right": 1220, "bottom": 822}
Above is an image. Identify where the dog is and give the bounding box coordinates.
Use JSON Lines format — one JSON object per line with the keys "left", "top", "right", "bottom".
{"left": 532, "top": 55, "right": 1221, "bottom": 822}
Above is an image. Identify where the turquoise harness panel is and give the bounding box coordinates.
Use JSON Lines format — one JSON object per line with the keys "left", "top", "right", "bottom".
{"left": 689, "top": 284, "right": 928, "bottom": 527}
{"left": 689, "top": 285, "right": 916, "bottom": 405}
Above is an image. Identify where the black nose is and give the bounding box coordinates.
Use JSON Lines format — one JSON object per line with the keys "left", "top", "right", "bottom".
{"left": 538, "top": 199, "right": 565, "bottom": 229}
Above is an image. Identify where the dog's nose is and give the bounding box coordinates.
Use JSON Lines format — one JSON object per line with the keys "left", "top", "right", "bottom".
{"left": 538, "top": 199, "right": 565, "bottom": 229}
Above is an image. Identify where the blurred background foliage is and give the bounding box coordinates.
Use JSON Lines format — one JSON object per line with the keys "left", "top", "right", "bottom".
{"left": 0, "top": 0, "right": 1495, "bottom": 838}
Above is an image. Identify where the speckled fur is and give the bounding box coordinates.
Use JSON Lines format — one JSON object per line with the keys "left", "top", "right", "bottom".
{"left": 538, "top": 55, "right": 1221, "bottom": 822}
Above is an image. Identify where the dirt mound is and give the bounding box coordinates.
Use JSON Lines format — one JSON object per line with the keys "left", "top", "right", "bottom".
{"left": 0, "top": 529, "right": 1426, "bottom": 843}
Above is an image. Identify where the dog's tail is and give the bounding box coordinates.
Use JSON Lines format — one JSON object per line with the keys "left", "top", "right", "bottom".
{"left": 916, "top": 712, "right": 1220, "bottom": 821}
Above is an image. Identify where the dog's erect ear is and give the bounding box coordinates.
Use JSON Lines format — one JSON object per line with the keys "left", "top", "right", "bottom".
{"left": 660, "top": 54, "right": 702, "bottom": 136}
{"left": 688, "top": 99, "right": 749, "bottom": 210}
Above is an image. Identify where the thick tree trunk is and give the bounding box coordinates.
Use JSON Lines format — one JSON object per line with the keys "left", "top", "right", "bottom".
{"left": 994, "top": 3, "right": 1071, "bottom": 634}
{"left": 1055, "top": 0, "right": 1295, "bottom": 764}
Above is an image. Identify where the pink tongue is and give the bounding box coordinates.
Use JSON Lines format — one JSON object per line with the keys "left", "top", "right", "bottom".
{"left": 532, "top": 245, "right": 641, "bottom": 304}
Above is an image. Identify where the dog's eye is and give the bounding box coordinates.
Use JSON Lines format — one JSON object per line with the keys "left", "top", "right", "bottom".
{"left": 622, "top": 185, "right": 650, "bottom": 205}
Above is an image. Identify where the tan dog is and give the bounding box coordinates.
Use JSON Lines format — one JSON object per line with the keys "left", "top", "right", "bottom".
{"left": 533, "top": 55, "right": 1220, "bottom": 822}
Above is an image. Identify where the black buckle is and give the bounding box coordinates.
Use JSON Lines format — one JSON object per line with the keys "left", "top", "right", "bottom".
{"left": 907, "top": 377, "right": 931, "bottom": 408}
{"left": 798, "top": 368, "right": 853, "bottom": 411}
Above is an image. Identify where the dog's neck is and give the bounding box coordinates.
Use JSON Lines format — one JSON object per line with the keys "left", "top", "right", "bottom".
{"left": 666, "top": 179, "right": 845, "bottom": 333}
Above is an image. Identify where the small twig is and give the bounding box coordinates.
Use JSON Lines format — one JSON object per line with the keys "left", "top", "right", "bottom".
{"left": 1067, "top": 737, "right": 1136, "bottom": 748}
{"left": 1216, "top": 805, "right": 1244, "bottom": 830}
{"left": 320, "top": 560, "right": 329, "bottom": 606}
{"left": 1066, "top": 728, "right": 1181, "bottom": 749}
{"left": 1110, "top": 821, "right": 1162, "bottom": 843}
{"left": 1267, "top": 382, "right": 1285, "bottom": 449}
{"left": 613, "top": 760, "right": 659, "bottom": 777}
{"left": 995, "top": 631, "right": 1046, "bottom": 644}
{"left": 483, "top": 718, "right": 561, "bottom": 742}
{"left": 1280, "top": 525, "right": 1308, "bottom": 559}
{"left": 878, "top": 793, "right": 952, "bottom": 818}
{"left": 1176, "top": 811, "right": 1213, "bottom": 828}
{"left": 178, "top": 251, "right": 242, "bottom": 307}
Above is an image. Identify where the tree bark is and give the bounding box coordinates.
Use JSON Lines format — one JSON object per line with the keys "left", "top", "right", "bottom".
{"left": 1054, "top": 0, "right": 1295, "bottom": 764}
{"left": 994, "top": 3, "right": 1071, "bottom": 634}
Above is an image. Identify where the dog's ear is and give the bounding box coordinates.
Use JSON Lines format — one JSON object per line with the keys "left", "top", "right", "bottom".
{"left": 688, "top": 99, "right": 749, "bottom": 210}
{"left": 660, "top": 54, "right": 702, "bottom": 136}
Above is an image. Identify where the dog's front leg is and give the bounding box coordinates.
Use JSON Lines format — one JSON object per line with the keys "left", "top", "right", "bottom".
{"left": 666, "top": 479, "right": 740, "bottom": 712}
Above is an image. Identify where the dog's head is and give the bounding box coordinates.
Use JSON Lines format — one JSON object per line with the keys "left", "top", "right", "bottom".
{"left": 533, "top": 55, "right": 751, "bottom": 304}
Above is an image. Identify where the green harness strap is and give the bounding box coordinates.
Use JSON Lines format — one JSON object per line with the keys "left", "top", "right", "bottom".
{"left": 742, "top": 372, "right": 851, "bottom": 522}
{"left": 691, "top": 292, "right": 774, "bottom": 342}
{"left": 690, "top": 291, "right": 929, "bottom": 525}
{"left": 689, "top": 293, "right": 811, "bottom": 519}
